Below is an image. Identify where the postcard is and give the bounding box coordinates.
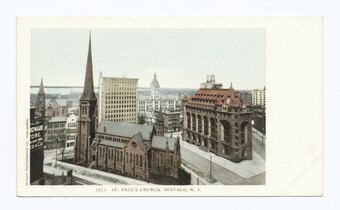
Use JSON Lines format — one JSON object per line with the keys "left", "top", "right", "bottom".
{"left": 17, "top": 17, "right": 323, "bottom": 196}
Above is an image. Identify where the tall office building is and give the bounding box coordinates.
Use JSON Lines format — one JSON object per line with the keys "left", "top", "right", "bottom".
{"left": 98, "top": 75, "right": 138, "bottom": 124}
{"left": 252, "top": 86, "right": 266, "bottom": 108}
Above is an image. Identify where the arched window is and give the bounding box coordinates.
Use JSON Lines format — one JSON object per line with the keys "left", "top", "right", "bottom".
{"left": 210, "top": 118, "right": 216, "bottom": 138}
{"left": 186, "top": 113, "right": 191, "bottom": 129}
{"left": 241, "top": 122, "right": 249, "bottom": 144}
{"left": 192, "top": 114, "right": 196, "bottom": 131}
{"left": 203, "top": 116, "right": 209, "bottom": 135}
{"left": 197, "top": 115, "right": 202, "bottom": 133}
{"left": 221, "top": 121, "right": 231, "bottom": 143}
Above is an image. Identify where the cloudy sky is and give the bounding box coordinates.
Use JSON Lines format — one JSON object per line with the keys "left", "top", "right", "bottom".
{"left": 31, "top": 28, "right": 265, "bottom": 89}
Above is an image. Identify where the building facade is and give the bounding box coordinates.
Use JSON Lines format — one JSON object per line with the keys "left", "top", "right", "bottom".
{"left": 252, "top": 87, "right": 266, "bottom": 108}
{"left": 74, "top": 33, "right": 98, "bottom": 166}
{"left": 182, "top": 77, "right": 253, "bottom": 163}
{"left": 65, "top": 113, "right": 78, "bottom": 147}
{"left": 98, "top": 76, "right": 138, "bottom": 124}
{"left": 45, "top": 116, "right": 67, "bottom": 150}
{"left": 155, "top": 109, "right": 182, "bottom": 133}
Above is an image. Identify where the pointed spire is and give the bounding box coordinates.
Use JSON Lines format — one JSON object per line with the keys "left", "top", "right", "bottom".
{"left": 38, "top": 78, "right": 45, "bottom": 94}
{"left": 81, "top": 32, "right": 96, "bottom": 101}
{"left": 230, "top": 82, "right": 233, "bottom": 89}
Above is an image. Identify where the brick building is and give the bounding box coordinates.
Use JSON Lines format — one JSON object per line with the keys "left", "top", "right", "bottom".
{"left": 182, "top": 78, "right": 253, "bottom": 163}
{"left": 90, "top": 120, "right": 181, "bottom": 182}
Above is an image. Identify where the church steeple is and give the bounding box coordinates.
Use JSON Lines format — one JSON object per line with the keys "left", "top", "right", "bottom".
{"left": 35, "top": 78, "right": 46, "bottom": 118}
{"left": 38, "top": 78, "right": 45, "bottom": 95}
{"left": 75, "top": 32, "right": 98, "bottom": 166}
{"left": 81, "top": 32, "right": 96, "bottom": 101}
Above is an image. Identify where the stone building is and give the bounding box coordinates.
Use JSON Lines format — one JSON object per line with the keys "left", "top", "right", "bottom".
{"left": 98, "top": 75, "right": 138, "bottom": 124}
{"left": 182, "top": 77, "right": 253, "bottom": 163}
{"left": 149, "top": 136, "right": 181, "bottom": 182}
{"left": 89, "top": 120, "right": 181, "bottom": 183}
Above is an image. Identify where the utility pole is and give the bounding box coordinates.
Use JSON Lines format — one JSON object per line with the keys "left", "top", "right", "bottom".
{"left": 209, "top": 156, "right": 212, "bottom": 179}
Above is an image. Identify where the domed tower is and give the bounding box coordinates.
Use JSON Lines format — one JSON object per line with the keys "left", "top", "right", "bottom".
{"left": 150, "top": 73, "right": 160, "bottom": 100}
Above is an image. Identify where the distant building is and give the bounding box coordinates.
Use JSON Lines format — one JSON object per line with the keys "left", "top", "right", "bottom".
{"left": 65, "top": 113, "right": 78, "bottom": 147}
{"left": 98, "top": 75, "right": 138, "bottom": 124}
{"left": 252, "top": 87, "right": 266, "bottom": 108}
{"left": 182, "top": 76, "right": 253, "bottom": 163}
{"left": 200, "top": 74, "right": 223, "bottom": 89}
{"left": 150, "top": 73, "right": 160, "bottom": 100}
{"left": 45, "top": 116, "right": 67, "bottom": 150}
{"left": 45, "top": 98, "right": 68, "bottom": 118}
{"left": 155, "top": 109, "right": 182, "bottom": 133}
{"left": 137, "top": 74, "right": 178, "bottom": 116}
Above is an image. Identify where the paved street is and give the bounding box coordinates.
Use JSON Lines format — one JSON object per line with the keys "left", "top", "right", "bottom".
{"left": 252, "top": 131, "right": 266, "bottom": 160}
{"left": 168, "top": 132, "right": 266, "bottom": 185}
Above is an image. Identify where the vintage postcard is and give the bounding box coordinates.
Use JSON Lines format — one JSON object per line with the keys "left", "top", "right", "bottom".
{"left": 17, "top": 17, "right": 323, "bottom": 196}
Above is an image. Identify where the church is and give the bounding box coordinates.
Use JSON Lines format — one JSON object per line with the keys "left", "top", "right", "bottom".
{"left": 74, "top": 33, "right": 184, "bottom": 184}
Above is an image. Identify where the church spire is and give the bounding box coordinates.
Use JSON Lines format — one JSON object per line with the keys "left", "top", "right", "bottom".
{"left": 38, "top": 78, "right": 45, "bottom": 94}
{"left": 81, "top": 32, "right": 96, "bottom": 101}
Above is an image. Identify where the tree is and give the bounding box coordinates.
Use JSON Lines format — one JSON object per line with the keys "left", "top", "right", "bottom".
{"left": 138, "top": 115, "right": 146, "bottom": 125}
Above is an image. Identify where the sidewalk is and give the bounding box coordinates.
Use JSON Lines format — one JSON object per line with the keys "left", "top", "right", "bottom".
{"left": 180, "top": 140, "right": 265, "bottom": 179}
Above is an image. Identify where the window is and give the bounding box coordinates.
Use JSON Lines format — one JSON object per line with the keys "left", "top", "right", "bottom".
{"left": 140, "top": 155, "right": 142, "bottom": 166}
{"left": 210, "top": 118, "right": 216, "bottom": 138}
{"left": 192, "top": 114, "right": 196, "bottom": 131}
{"left": 222, "top": 121, "right": 231, "bottom": 143}
{"left": 204, "top": 116, "right": 209, "bottom": 135}
{"left": 198, "top": 115, "right": 202, "bottom": 133}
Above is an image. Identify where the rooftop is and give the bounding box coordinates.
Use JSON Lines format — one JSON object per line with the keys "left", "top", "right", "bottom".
{"left": 97, "top": 120, "right": 154, "bottom": 141}
{"left": 151, "top": 136, "right": 178, "bottom": 151}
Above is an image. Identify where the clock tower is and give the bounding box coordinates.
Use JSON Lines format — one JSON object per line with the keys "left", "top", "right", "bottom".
{"left": 75, "top": 32, "right": 97, "bottom": 166}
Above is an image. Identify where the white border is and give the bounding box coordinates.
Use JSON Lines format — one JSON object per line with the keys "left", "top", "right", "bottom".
{"left": 17, "top": 17, "right": 322, "bottom": 196}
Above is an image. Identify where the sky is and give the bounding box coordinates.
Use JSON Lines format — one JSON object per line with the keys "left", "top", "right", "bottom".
{"left": 31, "top": 28, "right": 265, "bottom": 89}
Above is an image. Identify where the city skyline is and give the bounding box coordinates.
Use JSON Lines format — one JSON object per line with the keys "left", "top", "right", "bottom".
{"left": 31, "top": 28, "right": 265, "bottom": 90}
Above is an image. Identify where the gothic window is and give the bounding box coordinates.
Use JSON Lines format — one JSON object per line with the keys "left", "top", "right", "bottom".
{"left": 130, "top": 153, "right": 132, "bottom": 164}
{"left": 136, "top": 155, "right": 139, "bottom": 166}
{"left": 140, "top": 155, "right": 142, "bottom": 166}
{"left": 222, "top": 121, "right": 231, "bottom": 143}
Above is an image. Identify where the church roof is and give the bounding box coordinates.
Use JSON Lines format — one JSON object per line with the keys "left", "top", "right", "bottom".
{"left": 98, "top": 139, "right": 125, "bottom": 148}
{"left": 151, "top": 136, "right": 178, "bottom": 151}
{"left": 80, "top": 32, "right": 97, "bottom": 101}
{"left": 97, "top": 120, "right": 154, "bottom": 141}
